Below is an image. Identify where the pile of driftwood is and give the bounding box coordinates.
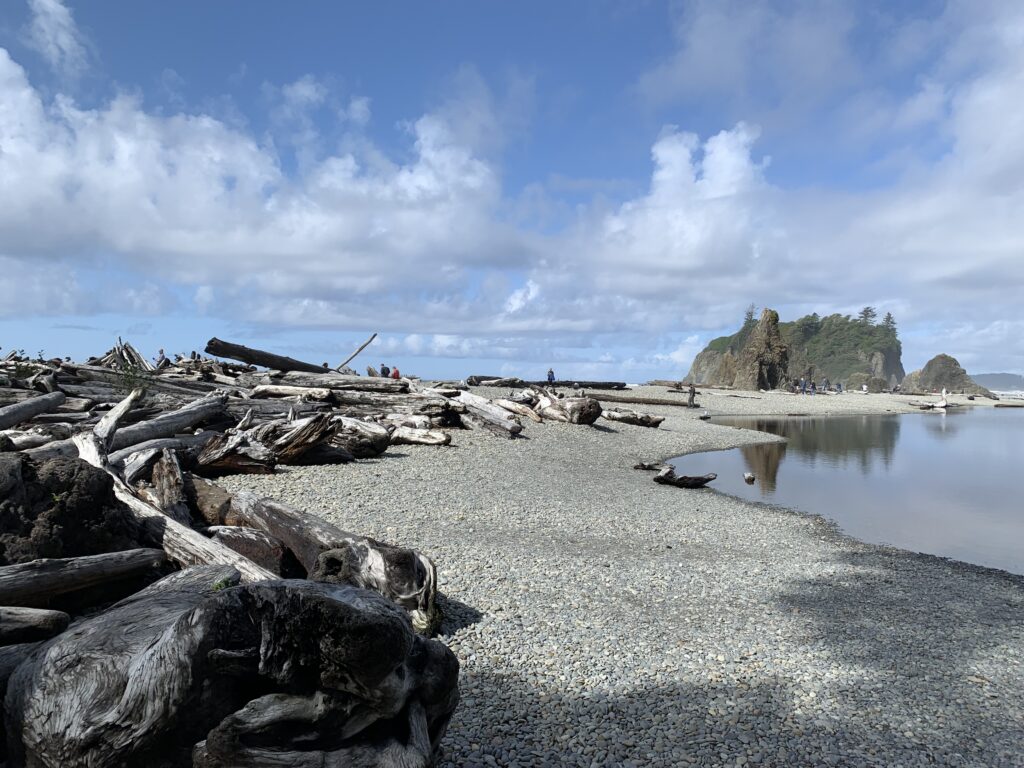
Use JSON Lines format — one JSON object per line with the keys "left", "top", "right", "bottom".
{"left": 0, "top": 338, "right": 481, "bottom": 766}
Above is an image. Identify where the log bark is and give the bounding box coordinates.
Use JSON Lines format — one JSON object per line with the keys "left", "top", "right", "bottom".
{"left": 0, "top": 606, "right": 70, "bottom": 644}
{"left": 539, "top": 394, "right": 603, "bottom": 425}
{"left": 228, "top": 491, "right": 439, "bottom": 634}
{"left": 249, "top": 384, "right": 334, "bottom": 400}
{"left": 0, "top": 549, "right": 167, "bottom": 607}
{"left": 271, "top": 370, "right": 410, "bottom": 392}
{"left": 146, "top": 449, "right": 193, "bottom": 525}
{"left": 5, "top": 568, "right": 458, "bottom": 768}
{"left": 0, "top": 391, "right": 66, "bottom": 430}
{"left": 207, "top": 526, "right": 288, "bottom": 575}
{"left": 329, "top": 416, "right": 391, "bottom": 458}
{"left": 107, "top": 433, "right": 216, "bottom": 473}
{"left": 195, "top": 432, "right": 277, "bottom": 477}
{"left": 205, "top": 337, "right": 328, "bottom": 374}
{"left": 184, "top": 475, "right": 234, "bottom": 527}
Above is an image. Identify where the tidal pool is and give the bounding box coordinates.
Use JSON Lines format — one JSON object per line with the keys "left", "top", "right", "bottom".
{"left": 670, "top": 408, "right": 1024, "bottom": 574}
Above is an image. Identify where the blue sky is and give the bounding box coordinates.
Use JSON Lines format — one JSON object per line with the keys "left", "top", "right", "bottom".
{"left": 1, "top": 0, "right": 1022, "bottom": 379}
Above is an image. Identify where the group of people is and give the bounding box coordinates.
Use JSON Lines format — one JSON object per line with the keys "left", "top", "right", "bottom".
{"left": 795, "top": 376, "right": 841, "bottom": 395}
{"left": 378, "top": 363, "right": 401, "bottom": 379}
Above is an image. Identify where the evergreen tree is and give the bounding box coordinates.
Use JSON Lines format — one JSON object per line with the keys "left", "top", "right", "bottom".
{"left": 882, "top": 312, "right": 896, "bottom": 332}
{"left": 743, "top": 303, "right": 757, "bottom": 326}
{"left": 858, "top": 306, "right": 878, "bottom": 324}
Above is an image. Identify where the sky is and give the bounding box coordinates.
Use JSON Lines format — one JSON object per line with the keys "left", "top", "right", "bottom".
{"left": 1, "top": 0, "right": 1022, "bottom": 379}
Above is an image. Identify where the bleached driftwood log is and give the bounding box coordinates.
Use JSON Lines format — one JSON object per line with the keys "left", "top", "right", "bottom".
{"left": 228, "top": 491, "right": 439, "bottom": 633}
{"left": 537, "top": 392, "right": 602, "bottom": 424}
{"left": 0, "top": 391, "right": 66, "bottom": 430}
{"left": 207, "top": 526, "right": 288, "bottom": 574}
{"left": 110, "top": 393, "right": 228, "bottom": 450}
{"left": 451, "top": 390, "right": 522, "bottom": 437}
{"left": 389, "top": 426, "right": 451, "bottom": 446}
{"left": 495, "top": 398, "right": 542, "bottom": 423}
{"left": 0, "top": 549, "right": 167, "bottom": 607}
{"left": 5, "top": 567, "right": 460, "bottom": 768}
{"left": 602, "top": 409, "right": 665, "bottom": 428}
{"left": 329, "top": 416, "right": 391, "bottom": 458}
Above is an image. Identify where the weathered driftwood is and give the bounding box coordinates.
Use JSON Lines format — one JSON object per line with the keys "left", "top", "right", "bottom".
{"left": 205, "top": 337, "right": 328, "bottom": 374}
{"left": 228, "top": 491, "right": 438, "bottom": 633}
{"left": 110, "top": 393, "right": 228, "bottom": 451}
{"left": 195, "top": 432, "right": 277, "bottom": 476}
{"left": 538, "top": 393, "right": 603, "bottom": 425}
{"left": 653, "top": 467, "right": 717, "bottom": 488}
{"left": 633, "top": 461, "right": 666, "bottom": 471}
{"left": 390, "top": 426, "right": 452, "bottom": 446}
{"left": 330, "top": 416, "right": 391, "bottom": 458}
{"left": 451, "top": 390, "right": 522, "bottom": 437}
{"left": 207, "top": 526, "right": 288, "bottom": 575}
{"left": 336, "top": 331, "right": 377, "bottom": 371}
{"left": 263, "top": 413, "right": 336, "bottom": 464}
{"left": 108, "top": 433, "right": 215, "bottom": 473}
{"left": 144, "top": 449, "right": 193, "bottom": 526}
{"left": 495, "top": 398, "right": 543, "bottom": 423}
{"left": 0, "top": 549, "right": 167, "bottom": 607}
{"left": 249, "top": 384, "right": 334, "bottom": 400}
{"left": 602, "top": 409, "right": 665, "bottom": 428}
{"left": 0, "top": 606, "right": 70, "bottom": 644}
{"left": 6, "top": 567, "right": 459, "bottom": 768}
{"left": 184, "top": 475, "right": 234, "bottom": 527}
{"left": 585, "top": 391, "right": 697, "bottom": 408}
{"left": 0, "top": 391, "right": 66, "bottom": 430}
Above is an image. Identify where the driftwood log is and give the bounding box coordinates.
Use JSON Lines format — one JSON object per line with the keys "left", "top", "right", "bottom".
{"left": 5, "top": 566, "right": 460, "bottom": 768}
{"left": 0, "top": 606, "right": 70, "bottom": 644}
{"left": 653, "top": 467, "right": 717, "bottom": 488}
{"left": 602, "top": 409, "right": 665, "bottom": 428}
{"left": 0, "top": 392, "right": 66, "bottom": 430}
{"left": 538, "top": 393, "right": 603, "bottom": 425}
{"left": 228, "top": 491, "right": 439, "bottom": 634}
{"left": 0, "top": 549, "right": 167, "bottom": 607}
{"left": 205, "top": 337, "right": 328, "bottom": 374}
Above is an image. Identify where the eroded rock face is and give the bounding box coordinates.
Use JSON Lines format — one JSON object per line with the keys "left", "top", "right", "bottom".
{"left": 0, "top": 456, "right": 141, "bottom": 565}
{"left": 732, "top": 309, "right": 790, "bottom": 391}
{"left": 6, "top": 567, "right": 460, "bottom": 768}
{"left": 902, "top": 354, "right": 998, "bottom": 399}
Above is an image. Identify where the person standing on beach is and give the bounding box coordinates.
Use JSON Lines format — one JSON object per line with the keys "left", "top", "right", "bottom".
{"left": 688, "top": 381, "right": 696, "bottom": 408}
{"left": 547, "top": 368, "right": 555, "bottom": 384}
{"left": 800, "top": 377, "right": 807, "bottom": 395}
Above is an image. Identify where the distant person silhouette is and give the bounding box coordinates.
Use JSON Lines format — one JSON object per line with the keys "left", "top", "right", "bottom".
{"left": 547, "top": 368, "right": 555, "bottom": 384}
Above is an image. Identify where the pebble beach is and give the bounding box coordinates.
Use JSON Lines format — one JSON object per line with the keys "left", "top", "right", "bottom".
{"left": 218, "top": 387, "right": 1023, "bottom": 768}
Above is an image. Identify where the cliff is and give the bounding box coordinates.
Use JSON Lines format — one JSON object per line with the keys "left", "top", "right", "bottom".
{"left": 688, "top": 309, "right": 789, "bottom": 390}
{"left": 689, "top": 312, "right": 905, "bottom": 388}
{"left": 902, "top": 354, "right": 998, "bottom": 399}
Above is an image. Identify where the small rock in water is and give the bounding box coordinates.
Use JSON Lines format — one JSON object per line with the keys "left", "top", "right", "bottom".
{"left": 744, "top": 472, "right": 756, "bottom": 484}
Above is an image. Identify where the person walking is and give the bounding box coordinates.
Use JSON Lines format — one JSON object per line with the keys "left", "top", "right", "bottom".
{"left": 800, "top": 377, "right": 807, "bottom": 395}
{"left": 547, "top": 368, "right": 555, "bottom": 384}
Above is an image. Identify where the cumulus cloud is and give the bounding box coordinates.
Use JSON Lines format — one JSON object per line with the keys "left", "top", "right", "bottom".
{"left": 2, "top": 0, "right": 1024, "bottom": 375}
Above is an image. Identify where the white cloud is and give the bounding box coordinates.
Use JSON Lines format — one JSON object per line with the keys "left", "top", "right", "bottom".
{"left": 24, "top": 0, "right": 88, "bottom": 77}
{"left": 2, "top": 1, "right": 1024, "bottom": 375}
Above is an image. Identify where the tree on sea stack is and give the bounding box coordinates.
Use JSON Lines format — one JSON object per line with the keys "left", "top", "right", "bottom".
{"left": 883, "top": 312, "right": 897, "bottom": 332}
{"left": 858, "top": 306, "right": 878, "bottom": 324}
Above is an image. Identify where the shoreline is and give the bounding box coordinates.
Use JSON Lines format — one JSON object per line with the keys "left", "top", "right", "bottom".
{"left": 218, "top": 386, "right": 1023, "bottom": 767}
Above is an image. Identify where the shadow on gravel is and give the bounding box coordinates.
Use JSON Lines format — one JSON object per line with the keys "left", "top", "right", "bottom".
{"left": 776, "top": 548, "right": 1024, "bottom": 765}
{"left": 437, "top": 593, "right": 484, "bottom": 634}
{"left": 588, "top": 423, "right": 618, "bottom": 434}
{"left": 439, "top": 668, "right": 1023, "bottom": 768}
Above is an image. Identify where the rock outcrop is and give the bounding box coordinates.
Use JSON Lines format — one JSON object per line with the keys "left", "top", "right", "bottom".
{"left": 902, "top": 354, "right": 998, "bottom": 399}
{"left": 688, "top": 311, "right": 905, "bottom": 388}
{"left": 687, "top": 309, "right": 789, "bottom": 391}
{"left": 733, "top": 309, "right": 790, "bottom": 390}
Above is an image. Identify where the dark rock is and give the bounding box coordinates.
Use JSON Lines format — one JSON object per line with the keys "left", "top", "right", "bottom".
{"left": 0, "top": 456, "right": 141, "bottom": 566}
{"left": 902, "top": 354, "right": 998, "bottom": 399}
{"left": 733, "top": 309, "right": 790, "bottom": 391}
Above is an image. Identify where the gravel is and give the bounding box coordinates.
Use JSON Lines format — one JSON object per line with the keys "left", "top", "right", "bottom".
{"left": 218, "top": 386, "right": 1024, "bottom": 768}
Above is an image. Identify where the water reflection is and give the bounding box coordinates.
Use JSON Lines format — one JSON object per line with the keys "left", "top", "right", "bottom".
{"left": 669, "top": 409, "right": 1024, "bottom": 574}
{"left": 719, "top": 415, "right": 901, "bottom": 490}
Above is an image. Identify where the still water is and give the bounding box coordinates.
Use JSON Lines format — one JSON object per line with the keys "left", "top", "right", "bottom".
{"left": 670, "top": 408, "right": 1024, "bottom": 574}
